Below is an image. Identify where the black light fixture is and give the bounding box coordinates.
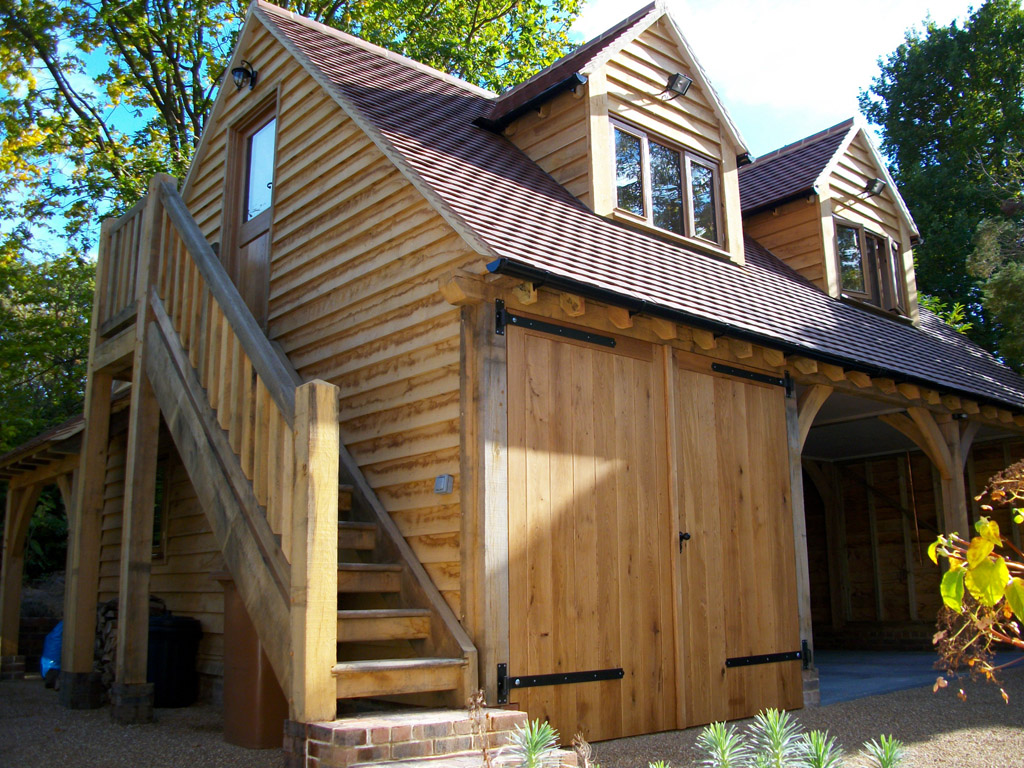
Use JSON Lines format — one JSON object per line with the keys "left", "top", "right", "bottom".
{"left": 666, "top": 72, "right": 693, "bottom": 98}
{"left": 231, "top": 60, "right": 258, "bottom": 91}
{"left": 864, "top": 177, "right": 887, "bottom": 197}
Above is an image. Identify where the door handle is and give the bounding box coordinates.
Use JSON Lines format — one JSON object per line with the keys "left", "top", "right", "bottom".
{"left": 679, "top": 531, "right": 691, "bottom": 551}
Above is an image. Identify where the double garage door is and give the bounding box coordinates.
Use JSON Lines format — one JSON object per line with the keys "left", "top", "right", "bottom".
{"left": 506, "top": 323, "right": 802, "bottom": 742}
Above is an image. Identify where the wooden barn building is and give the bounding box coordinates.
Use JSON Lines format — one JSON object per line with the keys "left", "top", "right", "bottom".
{"left": 3, "top": 0, "right": 1024, "bottom": 760}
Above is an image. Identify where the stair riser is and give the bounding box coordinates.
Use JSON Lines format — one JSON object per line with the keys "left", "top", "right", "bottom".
{"left": 338, "top": 529, "right": 377, "bottom": 550}
{"left": 337, "top": 571, "right": 401, "bottom": 593}
{"left": 334, "top": 663, "right": 464, "bottom": 699}
{"left": 338, "top": 616, "right": 430, "bottom": 643}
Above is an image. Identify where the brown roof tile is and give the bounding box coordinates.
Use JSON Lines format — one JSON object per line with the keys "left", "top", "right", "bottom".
{"left": 258, "top": 6, "right": 1024, "bottom": 411}
{"left": 738, "top": 119, "right": 852, "bottom": 213}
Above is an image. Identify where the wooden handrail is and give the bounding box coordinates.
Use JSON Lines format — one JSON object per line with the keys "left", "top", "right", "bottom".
{"left": 157, "top": 181, "right": 297, "bottom": 424}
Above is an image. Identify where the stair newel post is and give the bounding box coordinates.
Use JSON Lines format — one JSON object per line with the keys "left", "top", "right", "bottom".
{"left": 110, "top": 174, "right": 176, "bottom": 723}
{"left": 290, "top": 380, "right": 340, "bottom": 722}
{"left": 60, "top": 217, "right": 118, "bottom": 708}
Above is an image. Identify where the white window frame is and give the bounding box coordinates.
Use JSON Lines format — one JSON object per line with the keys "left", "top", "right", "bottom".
{"left": 610, "top": 118, "right": 723, "bottom": 246}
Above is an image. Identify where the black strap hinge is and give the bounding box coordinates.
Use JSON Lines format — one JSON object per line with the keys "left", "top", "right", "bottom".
{"left": 496, "top": 663, "right": 624, "bottom": 704}
{"left": 725, "top": 650, "right": 802, "bottom": 668}
{"left": 494, "top": 299, "right": 616, "bottom": 348}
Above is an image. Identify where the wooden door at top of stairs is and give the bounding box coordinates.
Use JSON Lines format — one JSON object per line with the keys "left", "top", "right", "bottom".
{"left": 506, "top": 325, "right": 677, "bottom": 743}
{"left": 673, "top": 350, "right": 802, "bottom": 728}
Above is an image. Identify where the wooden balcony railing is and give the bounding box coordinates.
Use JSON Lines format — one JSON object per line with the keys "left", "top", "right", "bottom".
{"left": 96, "top": 198, "right": 146, "bottom": 334}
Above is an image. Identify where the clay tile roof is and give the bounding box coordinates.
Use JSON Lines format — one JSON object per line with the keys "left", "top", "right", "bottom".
{"left": 738, "top": 119, "right": 853, "bottom": 213}
{"left": 479, "top": 2, "right": 658, "bottom": 128}
{"left": 256, "top": 5, "right": 1024, "bottom": 411}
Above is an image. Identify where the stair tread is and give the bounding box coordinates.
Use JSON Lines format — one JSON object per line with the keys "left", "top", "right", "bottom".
{"left": 338, "top": 521, "right": 376, "bottom": 531}
{"left": 332, "top": 658, "right": 466, "bottom": 675}
{"left": 337, "top": 608, "right": 431, "bottom": 619}
{"left": 338, "top": 562, "right": 402, "bottom": 572}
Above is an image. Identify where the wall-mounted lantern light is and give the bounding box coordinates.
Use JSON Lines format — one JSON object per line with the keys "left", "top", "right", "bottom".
{"left": 666, "top": 72, "right": 693, "bottom": 98}
{"left": 864, "top": 177, "right": 887, "bottom": 197}
{"left": 231, "top": 60, "right": 258, "bottom": 91}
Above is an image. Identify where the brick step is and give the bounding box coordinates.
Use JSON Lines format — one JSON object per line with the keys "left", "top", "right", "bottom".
{"left": 339, "top": 520, "right": 378, "bottom": 550}
{"left": 337, "top": 609, "right": 431, "bottom": 642}
{"left": 352, "top": 750, "right": 578, "bottom": 768}
{"left": 338, "top": 563, "right": 402, "bottom": 593}
{"left": 332, "top": 658, "right": 466, "bottom": 699}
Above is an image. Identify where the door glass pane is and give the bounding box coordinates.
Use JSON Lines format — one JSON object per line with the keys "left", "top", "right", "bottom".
{"left": 836, "top": 224, "right": 865, "bottom": 292}
{"left": 689, "top": 160, "right": 718, "bottom": 242}
{"left": 614, "top": 128, "right": 644, "bottom": 216}
{"left": 890, "top": 242, "right": 904, "bottom": 309}
{"left": 650, "top": 141, "right": 683, "bottom": 234}
{"left": 246, "top": 118, "right": 276, "bottom": 221}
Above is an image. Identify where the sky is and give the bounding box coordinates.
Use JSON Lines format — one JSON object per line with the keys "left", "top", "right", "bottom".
{"left": 571, "top": 0, "right": 974, "bottom": 158}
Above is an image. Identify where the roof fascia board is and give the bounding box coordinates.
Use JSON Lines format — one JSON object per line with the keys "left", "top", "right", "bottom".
{"left": 577, "top": 3, "right": 665, "bottom": 76}
{"left": 253, "top": 3, "right": 499, "bottom": 262}
{"left": 813, "top": 117, "right": 919, "bottom": 236}
{"left": 488, "top": 255, "right": 1024, "bottom": 412}
{"left": 656, "top": 11, "right": 750, "bottom": 154}
{"left": 180, "top": 1, "right": 263, "bottom": 198}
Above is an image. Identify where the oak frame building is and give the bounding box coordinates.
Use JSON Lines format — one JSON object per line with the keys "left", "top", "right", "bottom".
{"left": 3, "top": 0, "right": 1024, "bottom": 756}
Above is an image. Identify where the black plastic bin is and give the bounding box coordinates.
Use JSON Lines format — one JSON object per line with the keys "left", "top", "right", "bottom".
{"left": 147, "top": 614, "right": 203, "bottom": 707}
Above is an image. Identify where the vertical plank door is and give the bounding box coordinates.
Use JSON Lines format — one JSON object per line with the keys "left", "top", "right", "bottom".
{"left": 673, "top": 350, "right": 802, "bottom": 727}
{"left": 506, "top": 326, "right": 676, "bottom": 742}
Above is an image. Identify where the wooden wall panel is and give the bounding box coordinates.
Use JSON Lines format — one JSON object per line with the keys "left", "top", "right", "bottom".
{"left": 180, "top": 21, "right": 483, "bottom": 618}
{"left": 744, "top": 199, "right": 826, "bottom": 289}
{"left": 98, "top": 433, "right": 226, "bottom": 685}
{"left": 506, "top": 89, "right": 589, "bottom": 201}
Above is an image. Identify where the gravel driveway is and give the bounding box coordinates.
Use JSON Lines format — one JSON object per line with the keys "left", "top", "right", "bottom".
{"left": 2, "top": 665, "right": 1023, "bottom": 768}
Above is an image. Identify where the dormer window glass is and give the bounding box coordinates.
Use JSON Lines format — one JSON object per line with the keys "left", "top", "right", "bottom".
{"left": 612, "top": 120, "right": 721, "bottom": 245}
{"left": 835, "top": 218, "right": 905, "bottom": 314}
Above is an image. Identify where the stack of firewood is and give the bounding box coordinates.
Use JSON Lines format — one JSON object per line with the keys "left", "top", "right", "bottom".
{"left": 94, "top": 596, "right": 168, "bottom": 689}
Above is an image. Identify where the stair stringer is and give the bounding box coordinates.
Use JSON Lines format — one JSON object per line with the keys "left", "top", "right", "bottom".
{"left": 145, "top": 292, "right": 293, "bottom": 693}
{"left": 339, "top": 444, "right": 479, "bottom": 705}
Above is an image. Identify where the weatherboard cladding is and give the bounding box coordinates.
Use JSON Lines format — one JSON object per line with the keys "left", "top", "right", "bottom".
{"left": 738, "top": 120, "right": 852, "bottom": 213}
{"left": 258, "top": 6, "right": 1024, "bottom": 411}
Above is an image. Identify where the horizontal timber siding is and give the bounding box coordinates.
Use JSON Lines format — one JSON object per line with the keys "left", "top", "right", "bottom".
{"left": 745, "top": 199, "right": 826, "bottom": 289}
{"left": 181, "top": 20, "right": 481, "bottom": 617}
{"left": 98, "top": 433, "right": 226, "bottom": 692}
{"left": 506, "top": 90, "right": 589, "bottom": 202}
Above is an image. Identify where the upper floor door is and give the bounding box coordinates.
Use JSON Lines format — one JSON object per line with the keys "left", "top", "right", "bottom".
{"left": 228, "top": 104, "right": 277, "bottom": 329}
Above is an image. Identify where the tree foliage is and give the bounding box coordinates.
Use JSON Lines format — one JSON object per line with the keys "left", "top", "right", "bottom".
{"left": 859, "top": 0, "right": 1024, "bottom": 357}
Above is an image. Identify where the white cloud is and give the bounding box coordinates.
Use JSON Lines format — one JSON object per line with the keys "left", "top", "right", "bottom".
{"left": 572, "top": 0, "right": 972, "bottom": 155}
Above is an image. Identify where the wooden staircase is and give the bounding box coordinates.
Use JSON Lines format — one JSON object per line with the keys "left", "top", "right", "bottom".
{"left": 332, "top": 485, "right": 471, "bottom": 704}
{"left": 86, "top": 174, "right": 476, "bottom": 723}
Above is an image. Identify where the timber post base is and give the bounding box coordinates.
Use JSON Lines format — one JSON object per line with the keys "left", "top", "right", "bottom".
{"left": 283, "top": 709, "right": 578, "bottom": 768}
{"left": 0, "top": 655, "right": 25, "bottom": 680}
{"left": 110, "top": 682, "right": 155, "bottom": 724}
{"left": 58, "top": 670, "right": 105, "bottom": 709}
{"left": 802, "top": 668, "right": 821, "bottom": 707}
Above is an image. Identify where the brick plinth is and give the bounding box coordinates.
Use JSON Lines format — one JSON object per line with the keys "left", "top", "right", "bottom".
{"left": 802, "top": 668, "right": 820, "bottom": 707}
{"left": 58, "top": 670, "right": 105, "bottom": 709}
{"left": 284, "top": 708, "right": 577, "bottom": 768}
{"left": 0, "top": 655, "right": 26, "bottom": 680}
{"left": 110, "top": 682, "right": 155, "bottom": 724}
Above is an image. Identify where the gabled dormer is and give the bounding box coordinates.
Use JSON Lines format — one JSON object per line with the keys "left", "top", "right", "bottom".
{"left": 740, "top": 119, "right": 921, "bottom": 322}
{"left": 477, "top": 1, "right": 750, "bottom": 264}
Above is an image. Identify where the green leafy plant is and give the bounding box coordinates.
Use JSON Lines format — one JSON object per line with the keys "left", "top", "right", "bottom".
{"left": 799, "top": 730, "right": 844, "bottom": 768}
{"left": 696, "top": 721, "right": 750, "bottom": 768}
{"left": 929, "top": 465, "right": 1024, "bottom": 700}
{"left": 748, "top": 708, "right": 801, "bottom": 768}
{"left": 861, "top": 735, "right": 905, "bottom": 768}
{"left": 648, "top": 762, "right": 671, "bottom": 768}
{"left": 695, "top": 710, "right": 902, "bottom": 768}
{"left": 501, "top": 719, "right": 561, "bottom": 768}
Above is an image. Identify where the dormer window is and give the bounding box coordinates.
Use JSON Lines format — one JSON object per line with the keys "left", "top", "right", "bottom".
{"left": 835, "top": 219, "right": 905, "bottom": 313}
{"left": 612, "top": 120, "right": 721, "bottom": 245}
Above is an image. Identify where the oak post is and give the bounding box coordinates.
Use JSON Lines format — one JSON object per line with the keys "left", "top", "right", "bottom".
{"left": 785, "top": 395, "right": 817, "bottom": 704}
{"left": 0, "top": 487, "right": 41, "bottom": 670}
{"left": 290, "top": 380, "right": 339, "bottom": 723}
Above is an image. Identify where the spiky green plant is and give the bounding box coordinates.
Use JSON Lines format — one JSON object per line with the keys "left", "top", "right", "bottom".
{"left": 502, "top": 719, "right": 561, "bottom": 768}
{"left": 648, "top": 762, "right": 672, "bottom": 768}
{"left": 748, "top": 709, "right": 802, "bottom": 768}
{"left": 798, "top": 730, "right": 844, "bottom": 768}
{"left": 861, "top": 735, "right": 905, "bottom": 768}
{"left": 696, "top": 721, "right": 751, "bottom": 768}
